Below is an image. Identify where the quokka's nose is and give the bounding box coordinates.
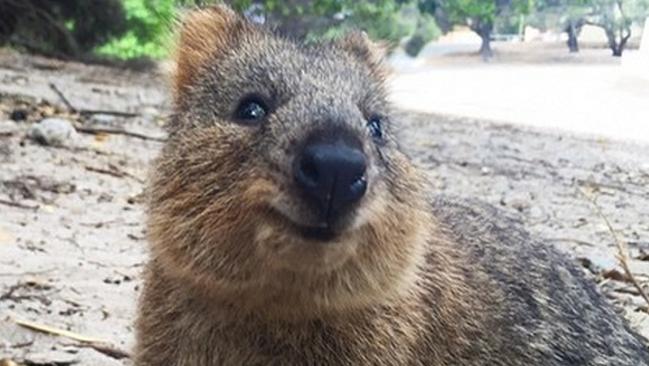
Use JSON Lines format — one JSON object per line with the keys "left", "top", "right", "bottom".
{"left": 294, "top": 139, "right": 367, "bottom": 223}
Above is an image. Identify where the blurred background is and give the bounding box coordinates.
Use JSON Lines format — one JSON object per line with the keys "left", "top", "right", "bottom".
{"left": 1, "top": 0, "right": 648, "bottom": 139}
{"left": 1, "top": 1, "right": 648, "bottom": 365}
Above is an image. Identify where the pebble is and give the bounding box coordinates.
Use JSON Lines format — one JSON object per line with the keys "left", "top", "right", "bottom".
{"left": 9, "top": 109, "right": 28, "bottom": 121}
{"left": 29, "top": 118, "right": 77, "bottom": 146}
{"left": 0, "top": 120, "right": 19, "bottom": 134}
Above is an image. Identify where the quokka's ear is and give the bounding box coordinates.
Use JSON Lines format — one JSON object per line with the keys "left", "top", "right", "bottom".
{"left": 337, "top": 31, "right": 388, "bottom": 75}
{"left": 173, "top": 5, "right": 244, "bottom": 101}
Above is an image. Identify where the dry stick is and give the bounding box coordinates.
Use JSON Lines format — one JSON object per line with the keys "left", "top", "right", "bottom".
{"left": 13, "top": 318, "right": 130, "bottom": 360}
{"left": 14, "top": 318, "right": 104, "bottom": 343}
{"left": 75, "top": 125, "right": 166, "bottom": 142}
{"left": 79, "top": 109, "right": 139, "bottom": 118}
{"left": 0, "top": 199, "right": 38, "bottom": 210}
{"left": 48, "top": 82, "right": 75, "bottom": 111}
{"left": 84, "top": 164, "right": 144, "bottom": 183}
{"left": 66, "top": 342, "right": 131, "bottom": 360}
{"left": 48, "top": 83, "right": 139, "bottom": 118}
{"left": 48, "top": 83, "right": 163, "bottom": 141}
{"left": 578, "top": 187, "right": 649, "bottom": 308}
{"left": 84, "top": 165, "right": 126, "bottom": 179}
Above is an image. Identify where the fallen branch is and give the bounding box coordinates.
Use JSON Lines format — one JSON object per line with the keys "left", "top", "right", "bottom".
{"left": 76, "top": 125, "right": 166, "bottom": 142}
{"left": 13, "top": 318, "right": 131, "bottom": 360}
{"left": 48, "top": 83, "right": 139, "bottom": 118}
{"left": 0, "top": 199, "right": 38, "bottom": 210}
{"left": 578, "top": 187, "right": 649, "bottom": 307}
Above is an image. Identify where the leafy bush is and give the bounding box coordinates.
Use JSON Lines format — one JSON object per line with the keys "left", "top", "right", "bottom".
{"left": 95, "top": 0, "right": 175, "bottom": 59}
{"left": 0, "top": 0, "right": 127, "bottom": 57}
{"left": 405, "top": 13, "right": 441, "bottom": 56}
{"left": 1, "top": 0, "right": 443, "bottom": 60}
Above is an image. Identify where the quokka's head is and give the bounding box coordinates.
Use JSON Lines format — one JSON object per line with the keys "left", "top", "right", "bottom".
{"left": 149, "top": 5, "right": 431, "bottom": 318}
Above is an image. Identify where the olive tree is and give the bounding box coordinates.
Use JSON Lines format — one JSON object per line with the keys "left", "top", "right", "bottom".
{"left": 586, "top": 0, "right": 649, "bottom": 56}
{"left": 420, "top": 0, "right": 534, "bottom": 60}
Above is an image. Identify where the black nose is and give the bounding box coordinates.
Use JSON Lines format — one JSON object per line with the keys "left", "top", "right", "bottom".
{"left": 294, "top": 140, "right": 367, "bottom": 224}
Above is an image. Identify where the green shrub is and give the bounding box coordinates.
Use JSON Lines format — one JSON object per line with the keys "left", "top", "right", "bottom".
{"left": 405, "top": 13, "right": 441, "bottom": 56}
{"left": 95, "top": 0, "right": 175, "bottom": 60}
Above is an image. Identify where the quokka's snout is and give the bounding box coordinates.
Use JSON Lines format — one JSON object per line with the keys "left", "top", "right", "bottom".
{"left": 292, "top": 126, "right": 368, "bottom": 240}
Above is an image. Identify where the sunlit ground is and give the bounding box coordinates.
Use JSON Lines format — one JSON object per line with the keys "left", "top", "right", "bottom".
{"left": 390, "top": 41, "right": 649, "bottom": 144}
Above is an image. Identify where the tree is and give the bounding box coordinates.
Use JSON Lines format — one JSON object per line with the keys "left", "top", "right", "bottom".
{"left": 586, "top": 0, "right": 649, "bottom": 56}
{"left": 224, "top": 0, "right": 420, "bottom": 46}
{"left": 421, "top": 0, "right": 534, "bottom": 60}
{"left": 532, "top": 0, "right": 591, "bottom": 53}
{"left": 565, "top": 17, "right": 585, "bottom": 52}
{"left": 0, "top": 0, "right": 127, "bottom": 58}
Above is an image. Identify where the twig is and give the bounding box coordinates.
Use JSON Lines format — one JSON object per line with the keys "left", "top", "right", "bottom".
{"left": 0, "top": 199, "right": 38, "bottom": 210}
{"left": 14, "top": 318, "right": 104, "bottom": 343}
{"left": 49, "top": 83, "right": 140, "bottom": 118}
{"left": 84, "top": 165, "right": 125, "bottom": 179}
{"left": 79, "top": 109, "right": 140, "bottom": 118}
{"left": 0, "top": 268, "right": 56, "bottom": 277}
{"left": 75, "top": 125, "right": 166, "bottom": 142}
{"left": 48, "top": 82, "right": 75, "bottom": 111}
{"left": 14, "top": 318, "right": 131, "bottom": 360}
{"left": 547, "top": 238, "right": 596, "bottom": 247}
{"left": 84, "top": 165, "right": 144, "bottom": 183}
{"left": 63, "top": 342, "right": 131, "bottom": 360}
{"left": 9, "top": 340, "right": 34, "bottom": 348}
{"left": 578, "top": 187, "right": 649, "bottom": 307}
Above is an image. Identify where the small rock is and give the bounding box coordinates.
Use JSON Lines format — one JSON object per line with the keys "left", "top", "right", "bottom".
{"left": 141, "top": 106, "right": 159, "bottom": 117}
{"left": 509, "top": 199, "right": 530, "bottom": 213}
{"left": 29, "top": 118, "right": 77, "bottom": 146}
{"left": 9, "top": 109, "right": 28, "bottom": 121}
{"left": 0, "top": 120, "right": 19, "bottom": 134}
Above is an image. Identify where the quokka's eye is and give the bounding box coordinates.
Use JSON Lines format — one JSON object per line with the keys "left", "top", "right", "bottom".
{"left": 235, "top": 96, "right": 268, "bottom": 123}
{"left": 367, "top": 115, "right": 384, "bottom": 141}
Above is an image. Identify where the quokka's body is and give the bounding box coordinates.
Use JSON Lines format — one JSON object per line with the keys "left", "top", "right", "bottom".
{"left": 135, "top": 5, "right": 649, "bottom": 365}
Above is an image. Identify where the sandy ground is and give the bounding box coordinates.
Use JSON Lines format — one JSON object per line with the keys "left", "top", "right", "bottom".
{"left": 1, "top": 47, "right": 648, "bottom": 365}
{"left": 390, "top": 42, "right": 649, "bottom": 143}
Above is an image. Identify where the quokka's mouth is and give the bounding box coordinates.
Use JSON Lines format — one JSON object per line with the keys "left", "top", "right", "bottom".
{"left": 296, "top": 225, "right": 338, "bottom": 242}
{"left": 266, "top": 206, "right": 346, "bottom": 243}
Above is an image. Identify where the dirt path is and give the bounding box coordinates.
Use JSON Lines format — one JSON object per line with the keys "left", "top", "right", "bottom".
{"left": 1, "top": 51, "right": 648, "bottom": 365}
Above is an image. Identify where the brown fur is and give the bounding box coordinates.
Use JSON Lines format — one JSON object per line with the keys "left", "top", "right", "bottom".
{"left": 135, "top": 5, "right": 649, "bottom": 365}
{"left": 173, "top": 5, "right": 241, "bottom": 101}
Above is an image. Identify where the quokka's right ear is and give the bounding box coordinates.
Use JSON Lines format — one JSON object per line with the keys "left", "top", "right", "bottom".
{"left": 173, "top": 5, "right": 245, "bottom": 102}
{"left": 336, "top": 31, "right": 388, "bottom": 78}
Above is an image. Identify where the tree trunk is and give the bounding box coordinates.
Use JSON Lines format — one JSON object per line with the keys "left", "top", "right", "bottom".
{"left": 604, "top": 26, "right": 631, "bottom": 57}
{"left": 566, "top": 21, "right": 580, "bottom": 53}
{"left": 479, "top": 31, "right": 493, "bottom": 60}
{"left": 471, "top": 20, "right": 494, "bottom": 61}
